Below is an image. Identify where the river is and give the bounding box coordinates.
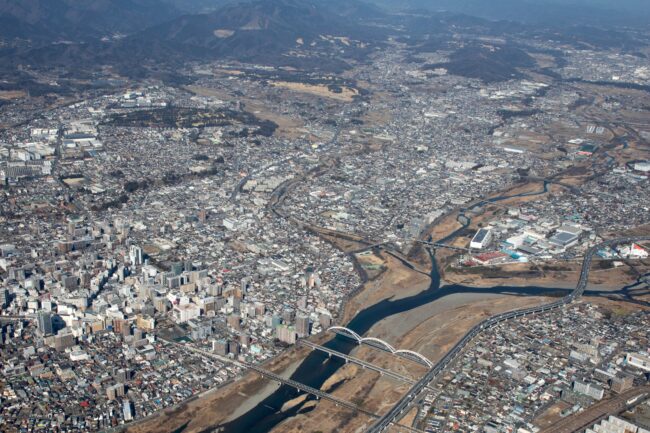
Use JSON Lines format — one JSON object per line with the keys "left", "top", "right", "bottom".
{"left": 219, "top": 180, "right": 610, "bottom": 432}
{"left": 222, "top": 273, "right": 629, "bottom": 432}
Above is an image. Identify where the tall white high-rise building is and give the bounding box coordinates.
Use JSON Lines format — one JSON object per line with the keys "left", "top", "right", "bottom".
{"left": 0, "top": 288, "right": 8, "bottom": 308}
{"left": 129, "top": 245, "right": 143, "bottom": 265}
{"left": 122, "top": 399, "right": 134, "bottom": 421}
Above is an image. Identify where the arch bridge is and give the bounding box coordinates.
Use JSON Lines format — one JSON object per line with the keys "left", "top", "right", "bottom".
{"left": 327, "top": 326, "right": 434, "bottom": 368}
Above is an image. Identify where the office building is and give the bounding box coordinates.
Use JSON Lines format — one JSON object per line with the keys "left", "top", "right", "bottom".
{"left": 0, "top": 288, "right": 8, "bottom": 308}
{"left": 276, "top": 324, "right": 297, "bottom": 345}
{"left": 37, "top": 311, "right": 54, "bottom": 336}
{"left": 172, "top": 303, "right": 201, "bottom": 323}
{"left": 212, "top": 339, "right": 228, "bottom": 356}
{"left": 282, "top": 308, "right": 295, "bottom": 324}
{"left": 54, "top": 329, "right": 76, "bottom": 351}
{"left": 129, "top": 245, "right": 143, "bottom": 265}
{"left": 572, "top": 380, "right": 604, "bottom": 400}
{"left": 123, "top": 399, "right": 134, "bottom": 421}
{"left": 626, "top": 352, "right": 650, "bottom": 372}
{"left": 611, "top": 374, "right": 634, "bottom": 393}
{"left": 227, "top": 313, "right": 241, "bottom": 330}
{"left": 296, "top": 314, "right": 310, "bottom": 338}
{"left": 228, "top": 340, "right": 240, "bottom": 356}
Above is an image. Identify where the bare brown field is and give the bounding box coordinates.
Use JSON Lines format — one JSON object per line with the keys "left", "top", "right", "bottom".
{"left": 426, "top": 212, "right": 463, "bottom": 243}
{"left": 270, "top": 81, "right": 358, "bottom": 102}
{"left": 0, "top": 90, "right": 26, "bottom": 100}
{"left": 270, "top": 365, "right": 407, "bottom": 433}
{"left": 497, "top": 131, "right": 553, "bottom": 153}
{"left": 529, "top": 53, "right": 557, "bottom": 69}
{"left": 381, "top": 295, "right": 554, "bottom": 362}
{"left": 533, "top": 401, "right": 573, "bottom": 429}
{"left": 355, "top": 250, "right": 388, "bottom": 280}
{"left": 442, "top": 259, "right": 649, "bottom": 290}
{"left": 319, "top": 232, "right": 368, "bottom": 253}
{"left": 342, "top": 253, "right": 432, "bottom": 324}
{"left": 606, "top": 224, "right": 650, "bottom": 239}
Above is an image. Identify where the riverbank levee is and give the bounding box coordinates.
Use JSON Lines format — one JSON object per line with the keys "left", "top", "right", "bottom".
{"left": 124, "top": 128, "right": 650, "bottom": 433}
{"left": 367, "top": 236, "right": 650, "bottom": 433}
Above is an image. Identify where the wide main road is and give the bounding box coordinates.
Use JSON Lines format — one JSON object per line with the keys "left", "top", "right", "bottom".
{"left": 366, "top": 236, "right": 650, "bottom": 433}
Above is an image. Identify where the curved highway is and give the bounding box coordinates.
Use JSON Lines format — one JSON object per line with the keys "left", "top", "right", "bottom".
{"left": 367, "top": 235, "right": 650, "bottom": 433}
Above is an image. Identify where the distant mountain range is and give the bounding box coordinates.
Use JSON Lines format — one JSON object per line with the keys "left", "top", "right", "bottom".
{"left": 1, "top": 0, "right": 646, "bottom": 46}
{"left": 372, "top": 0, "right": 650, "bottom": 27}
{"left": 0, "top": 0, "right": 385, "bottom": 42}
{"left": 139, "top": 0, "right": 377, "bottom": 58}
{"left": 164, "top": 0, "right": 385, "bottom": 17}
{"left": 0, "top": 0, "right": 385, "bottom": 75}
{"left": 0, "top": 0, "right": 646, "bottom": 91}
{"left": 0, "top": 0, "right": 182, "bottom": 40}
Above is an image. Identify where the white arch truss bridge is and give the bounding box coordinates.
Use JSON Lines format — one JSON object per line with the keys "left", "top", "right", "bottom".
{"left": 327, "top": 326, "right": 434, "bottom": 368}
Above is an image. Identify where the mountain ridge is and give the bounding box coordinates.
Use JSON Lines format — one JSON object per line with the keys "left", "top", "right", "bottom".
{"left": 0, "top": 0, "right": 183, "bottom": 40}
{"left": 0, "top": 0, "right": 385, "bottom": 76}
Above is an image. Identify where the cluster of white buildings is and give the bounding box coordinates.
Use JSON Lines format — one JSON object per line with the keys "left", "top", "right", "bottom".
{"left": 587, "top": 416, "right": 650, "bottom": 433}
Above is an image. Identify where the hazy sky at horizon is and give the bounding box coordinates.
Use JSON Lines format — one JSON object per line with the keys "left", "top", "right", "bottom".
{"left": 377, "top": 0, "right": 650, "bottom": 11}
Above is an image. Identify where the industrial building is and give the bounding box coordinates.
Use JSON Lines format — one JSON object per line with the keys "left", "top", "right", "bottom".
{"left": 470, "top": 228, "right": 493, "bottom": 250}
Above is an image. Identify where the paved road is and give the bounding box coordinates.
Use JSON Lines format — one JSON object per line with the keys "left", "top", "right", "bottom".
{"left": 415, "top": 240, "right": 470, "bottom": 252}
{"left": 164, "top": 338, "right": 379, "bottom": 418}
{"left": 539, "top": 386, "right": 650, "bottom": 433}
{"left": 366, "top": 236, "right": 650, "bottom": 433}
{"left": 0, "top": 314, "right": 35, "bottom": 321}
{"left": 298, "top": 340, "right": 418, "bottom": 386}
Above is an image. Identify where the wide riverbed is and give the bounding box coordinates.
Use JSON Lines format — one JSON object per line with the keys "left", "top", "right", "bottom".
{"left": 221, "top": 268, "right": 619, "bottom": 432}
{"left": 221, "top": 181, "right": 619, "bottom": 432}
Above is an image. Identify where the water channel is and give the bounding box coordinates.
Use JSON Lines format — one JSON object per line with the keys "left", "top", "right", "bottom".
{"left": 221, "top": 180, "right": 624, "bottom": 432}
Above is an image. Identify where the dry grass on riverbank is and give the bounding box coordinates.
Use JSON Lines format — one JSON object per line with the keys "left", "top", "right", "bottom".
{"left": 342, "top": 253, "right": 432, "bottom": 324}
{"left": 124, "top": 346, "right": 309, "bottom": 433}
{"left": 126, "top": 237, "right": 430, "bottom": 433}
{"left": 442, "top": 259, "right": 649, "bottom": 291}
{"left": 269, "top": 293, "right": 555, "bottom": 433}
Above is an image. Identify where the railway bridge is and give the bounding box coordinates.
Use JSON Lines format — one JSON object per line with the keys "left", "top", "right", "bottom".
{"left": 298, "top": 340, "right": 419, "bottom": 385}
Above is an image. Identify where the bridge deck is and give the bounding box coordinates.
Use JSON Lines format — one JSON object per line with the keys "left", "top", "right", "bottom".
{"left": 299, "top": 340, "right": 417, "bottom": 385}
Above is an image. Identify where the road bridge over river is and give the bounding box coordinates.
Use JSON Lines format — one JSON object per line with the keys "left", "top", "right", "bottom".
{"left": 168, "top": 338, "right": 432, "bottom": 432}
{"left": 327, "top": 326, "right": 434, "bottom": 368}
{"left": 165, "top": 338, "right": 380, "bottom": 418}
{"left": 414, "top": 240, "right": 471, "bottom": 252}
{"left": 298, "top": 340, "right": 419, "bottom": 386}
